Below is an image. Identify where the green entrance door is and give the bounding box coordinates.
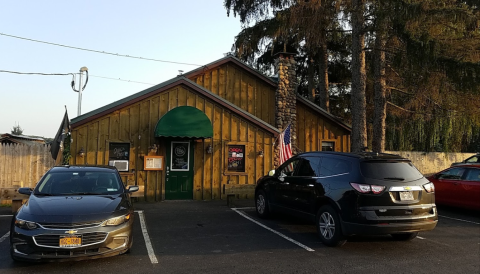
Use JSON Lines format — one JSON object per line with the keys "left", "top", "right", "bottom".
{"left": 165, "top": 140, "right": 194, "bottom": 200}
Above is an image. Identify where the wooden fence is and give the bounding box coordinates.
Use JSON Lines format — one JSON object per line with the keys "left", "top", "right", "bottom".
{"left": 0, "top": 143, "right": 55, "bottom": 189}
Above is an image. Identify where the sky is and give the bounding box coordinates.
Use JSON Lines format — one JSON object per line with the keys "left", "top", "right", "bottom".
{"left": 0, "top": 1, "right": 242, "bottom": 138}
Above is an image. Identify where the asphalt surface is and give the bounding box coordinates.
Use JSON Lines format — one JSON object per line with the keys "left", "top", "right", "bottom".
{"left": 0, "top": 200, "right": 478, "bottom": 274}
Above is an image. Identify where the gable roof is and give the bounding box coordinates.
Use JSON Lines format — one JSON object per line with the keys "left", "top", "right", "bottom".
{"left": 70, "top": 76, "right": 280, "bottom": 136}
{"left": 182, "top": 55, "right": 278, "bottom": 88}
{"left": 71, "top": 55, "right": 351, "bottom": 136}
{"left": 183, "top": 55, "right": 351, "bottom": 132}
{"left": 0, "top": 133, "right": 46, "bottom": 145}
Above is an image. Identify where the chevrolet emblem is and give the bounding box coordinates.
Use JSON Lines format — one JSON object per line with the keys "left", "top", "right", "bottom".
{"left": 65, "top": 230, "right": 78, "bottom": 235}
{"left": 404, "top": 187, "right": 411, "bottom": 191}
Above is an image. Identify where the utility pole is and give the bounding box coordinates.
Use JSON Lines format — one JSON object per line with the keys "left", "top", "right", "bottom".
{"left": 72, "top": 66, "right": 89, "bottom": 116}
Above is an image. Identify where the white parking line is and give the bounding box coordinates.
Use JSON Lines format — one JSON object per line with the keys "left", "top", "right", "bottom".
{"left": 0, "top": 232, "right": 9, "bottom": 244}
{"left": 416, "top": 236, "right": 426, "bottom": 240}
{"left": 439, "top": 215, "right": 480, "bottom": 225}
{"left": 232, "top": 208, "right": 315, "bottom": 252}
{"left": 135, "top": 210, "right": 159, "bottom": 264}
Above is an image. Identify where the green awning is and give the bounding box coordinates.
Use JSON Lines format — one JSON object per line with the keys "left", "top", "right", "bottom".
{"left": 154, "top": 106, "right": 213, "bottom": 138}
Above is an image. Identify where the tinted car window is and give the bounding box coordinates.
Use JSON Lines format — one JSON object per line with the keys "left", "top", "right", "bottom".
{"left": 296, "top": 157, "right": 321, "bottom": 176}
{"left": 35, "top": 171, "right": 123, "bottom": 195}
{"left": 437, "top": 167, "right": 466, "bottom": 180}
{"left": 279, "top": 159, "right": 300, "bottom": 176}
{"left": 465, "top": 168, "right": 480, "bottom": 181}
{"left": 321, "top": 158, "right": 351, "bottom": 176}
{"left": 360, "top": 161, "right": 423, "bottom": 181}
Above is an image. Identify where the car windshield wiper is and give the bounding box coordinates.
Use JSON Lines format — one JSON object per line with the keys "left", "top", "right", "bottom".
{"left": 70, "top": 192, "right": 101, "bottom": 195}
{"left": 383, "top": 177, "right": 405, "bottom": 181}
{"left": 34, "top": 193, "right": 55, "bottom": 196}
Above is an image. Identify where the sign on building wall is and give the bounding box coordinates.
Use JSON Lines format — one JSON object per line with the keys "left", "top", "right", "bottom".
{"left": 109, "top": 143, "right": 130, "bottom": 160}
{"left": 144, "top": 156, "right": 164, "bottom": 171}
{"left": 227, "top": 144, "right": 246, "bottom": 172}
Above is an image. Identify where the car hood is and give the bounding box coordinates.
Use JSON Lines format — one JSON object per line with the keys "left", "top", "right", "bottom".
{"left": 17, "top": 194, "right": 129, "bottom": 223}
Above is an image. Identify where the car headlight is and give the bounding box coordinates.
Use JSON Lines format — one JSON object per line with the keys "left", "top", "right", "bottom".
{"left": 15, "top": 218, "right": 38, "bottom": 230}
{"left": 423, "top": 182, "right": 435, "bottom": 193}
{"left": 102, "top": 213, "right": 132, "bottom": 226}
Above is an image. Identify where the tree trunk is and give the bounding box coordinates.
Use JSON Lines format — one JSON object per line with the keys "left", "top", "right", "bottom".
{"left": 372, "top": 24, "right": 387, "bottom": 153}
{"left": 318, "top": 36, "right": 330, "bottom": 112}
{"left": 351, "top": 0, "right": 367, "bottom": 152}
{"left": 308, "top": 56, "right": 315, "bottom": 102}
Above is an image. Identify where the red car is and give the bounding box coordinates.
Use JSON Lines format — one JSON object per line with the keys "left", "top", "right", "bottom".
{"left": 428, "top": 164, "right": 480, "bottom": 210}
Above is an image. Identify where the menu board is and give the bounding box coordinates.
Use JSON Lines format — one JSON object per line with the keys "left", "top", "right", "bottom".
{"left": 144, "top": 156, "right": 164, "bottom": 171}
{"left": 227, "top": 145, "right": 245, "bottom": 172}
{"left": 109, "top": 142, "right": 130, "bottom": 160}
{"left": 171, "top": 142, "right": 190, "bottom": 171}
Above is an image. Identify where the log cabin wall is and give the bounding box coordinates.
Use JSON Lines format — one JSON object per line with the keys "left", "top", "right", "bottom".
{"left": 188, "top": 63, "right": 276, "bottom": 127}
{"left": 70, "top": 85, "right": 275, "bottom": 201}
{"left": 296, "top": 101, "right": 351, "bottom": 153}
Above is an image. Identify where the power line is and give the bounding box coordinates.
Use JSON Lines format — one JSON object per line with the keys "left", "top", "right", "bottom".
{"left": 90, "top": 75, "right": 154, "bottom": 85}
{"left": 1, "top": 69, "right": 155, "bottom": 86}
{"left": 0, "top": 70, "right": 73, "bottom": 76}
{"left": 0, "top": 32, "right": 203, "bottom": 67}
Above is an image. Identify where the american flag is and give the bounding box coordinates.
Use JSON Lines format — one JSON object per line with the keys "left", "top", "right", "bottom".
{"left": 278, "top": 124, "right": 292, "bottom": 165}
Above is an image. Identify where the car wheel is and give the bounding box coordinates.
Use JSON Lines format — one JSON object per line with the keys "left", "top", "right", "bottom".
{"left": 255, "top": 190, "right": 270, "bottom": 218}
{"left": 391, "top": 232, "right": 418, "bottom": 241}
{"left": 316, "top": 205, "right": 346, "bottom": 247}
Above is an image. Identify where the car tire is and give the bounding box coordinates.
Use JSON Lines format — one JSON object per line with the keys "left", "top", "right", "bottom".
{"left": 316, "top": 205, "right": 346, "bottom": 247}
{"left": 255, "top": 190, "right": 270, "bottom": 219}
{"left": 391, "top": 232, "right": 418, "bottom": 241}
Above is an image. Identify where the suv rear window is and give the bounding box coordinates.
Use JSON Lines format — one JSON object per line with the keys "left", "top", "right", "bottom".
{"left": 360, "top": 161, "right": 423, "bottom": 181}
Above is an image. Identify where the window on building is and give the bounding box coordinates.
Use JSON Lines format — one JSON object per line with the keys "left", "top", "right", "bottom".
{"left": 322, "top": 141, "right": 335, "bottom": 151}
{"left": 108, "top": 142, "right": 130, "bottom": 172}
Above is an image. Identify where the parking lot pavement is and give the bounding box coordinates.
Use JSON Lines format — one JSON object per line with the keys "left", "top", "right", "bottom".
{"left": 0, "top": 201, "right": 478, "bottom": 274}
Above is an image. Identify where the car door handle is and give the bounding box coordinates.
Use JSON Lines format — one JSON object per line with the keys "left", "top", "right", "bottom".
{"left": 308, "top": 184, "right": 314, "bottom": 187}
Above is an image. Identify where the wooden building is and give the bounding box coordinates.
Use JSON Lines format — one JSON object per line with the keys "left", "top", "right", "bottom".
{"left": 70, "top": 54, "right": 351, "bottom": 201}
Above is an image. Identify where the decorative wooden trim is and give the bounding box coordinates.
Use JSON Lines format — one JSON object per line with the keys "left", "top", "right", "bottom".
{"left": 144, "top": 156, "right": 164, "bottom": 171}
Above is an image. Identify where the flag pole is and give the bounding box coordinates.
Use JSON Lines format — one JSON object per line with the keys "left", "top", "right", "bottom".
{"left": 273, "top": 123, "right": 291, "bottom": 146}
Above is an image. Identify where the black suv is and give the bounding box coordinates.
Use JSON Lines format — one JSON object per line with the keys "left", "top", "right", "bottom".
{"left": 255, "top": 152, "right": 438, "bottom": 247}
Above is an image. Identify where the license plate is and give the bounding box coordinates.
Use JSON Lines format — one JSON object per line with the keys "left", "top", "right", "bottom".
{"left": 399, "top": 191, "right": 414, "bottom": 201}
{"left": 59, "top": 236, "right": 82, "bottom": 247}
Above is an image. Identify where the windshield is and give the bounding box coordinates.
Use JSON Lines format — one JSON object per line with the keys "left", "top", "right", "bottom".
{"left": 34, "top": 171, "right": 123, "bottom": 195}
{"left": 360, "top": 161, "right": 423, "bottom": 181}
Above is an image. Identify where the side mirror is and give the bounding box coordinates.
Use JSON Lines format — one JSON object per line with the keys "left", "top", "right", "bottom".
{"left": 127, "top": 186, "right": 139, "bottom": 193}
{"left": 268, "top": 170, "right": 275, "bottom": 176}
{"left": 18, "top": 188, "right": 33, "bottom": 195}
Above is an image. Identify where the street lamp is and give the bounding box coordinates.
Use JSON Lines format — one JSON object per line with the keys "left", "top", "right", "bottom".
{"left": 71, "top": 66, "right": 89, "bottom": 116}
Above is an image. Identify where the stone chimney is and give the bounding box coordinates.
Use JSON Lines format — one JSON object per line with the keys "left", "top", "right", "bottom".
{"left": 274, "top": 52, "right": 297, "bottom": 167}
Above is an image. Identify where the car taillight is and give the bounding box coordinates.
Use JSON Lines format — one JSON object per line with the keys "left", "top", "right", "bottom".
{"left": 371, "top": 185, "right": 386, "bottom": 194}
{"left": 423, "top": 182, "right": 435, "bottom": 193}
{"left": 350, "top": 183, "right": 385, "bottom": 195}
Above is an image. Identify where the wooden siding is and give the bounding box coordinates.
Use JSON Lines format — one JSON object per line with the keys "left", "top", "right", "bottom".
{"left": 296, "top": 102, "right": 351, "bottom": 153}
{"left": 189, "top": 63, "right": 276, "bottom": 126}
{"left": 0, "top": 144, "right": 55, "bottom": 190}
{"left": 70, "top": 85, "right": 275, "bottom": 201}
